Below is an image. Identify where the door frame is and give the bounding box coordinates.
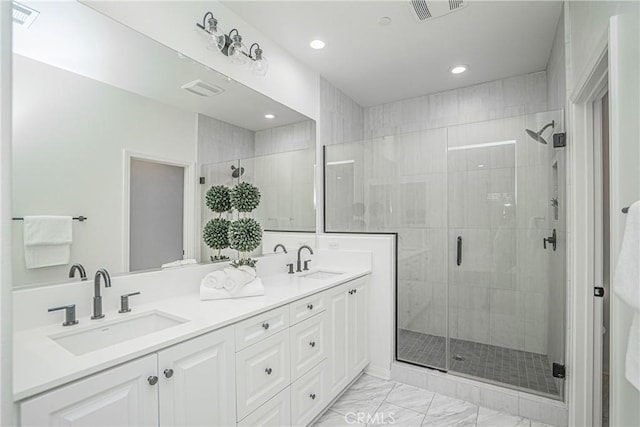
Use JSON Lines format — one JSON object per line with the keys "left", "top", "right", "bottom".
{"left": 567, "top": 31, "right": 608, "bottom": 427}
{"left": 122, "top": 150, "right": 196, "bottom": 272}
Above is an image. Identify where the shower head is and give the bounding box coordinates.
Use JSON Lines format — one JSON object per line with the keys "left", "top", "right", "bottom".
{"left": 525, "top": 120, "right": 555, "bottom": 144}
{"left": 231, "top": 165, "right": 244, "bottom": 178}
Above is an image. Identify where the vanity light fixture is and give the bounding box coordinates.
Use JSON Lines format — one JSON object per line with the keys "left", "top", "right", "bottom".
{"left": 196, "top": 12, "right": 269, "bottom": 76}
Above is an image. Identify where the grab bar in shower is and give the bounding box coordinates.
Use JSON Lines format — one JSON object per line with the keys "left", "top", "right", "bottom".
{"left": 456, "top": 236, "right": 462, "bottom": 266}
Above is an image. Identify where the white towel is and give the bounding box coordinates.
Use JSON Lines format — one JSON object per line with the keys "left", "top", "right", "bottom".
{"left": 222, "top": 266, "right": 257, "bottom": 294}
{"left": 201, "top": 270, "right": 226, "bottom": 290}
{"left": 613, "top": 200, "right": 640, "bottom": 390}
{"left": 23, "top": 216, "right": 72, "bottom": 269}
{"left": 200, "top": 277, "right": 264, "bottom": 301}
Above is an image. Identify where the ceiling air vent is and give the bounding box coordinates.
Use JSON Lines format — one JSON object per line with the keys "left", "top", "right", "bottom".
{"left": 181, "top": 80, "right": 224, "bottom": 97}
{"left": 408, "top": 0, "right": 467, "bottom": 22}
{"left": 13, "top": 1, "right": 39, "bottom": 28}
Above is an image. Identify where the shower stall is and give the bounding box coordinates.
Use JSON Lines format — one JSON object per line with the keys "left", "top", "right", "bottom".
{"left": 324, "top": 111, "right": 566, "bottom": 400}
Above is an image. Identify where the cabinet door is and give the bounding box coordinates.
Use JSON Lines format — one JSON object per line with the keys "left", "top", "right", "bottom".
{"left": 158, "top": 326, "right": 235, "bottom": 427}
{"left": 326, "top": 282, "right": 350, "bottom": 397}
{"left": 290, "top": 312, "right": 326, "bottom": 381}
{"left": 236, "top": 330, "right": 290, "bottom": 420}
{"left": 347, "top": 278, "right": 368, "bottom": 376}
{"left": 290, "top": 360, "right": 327, "bottom": 427}
{"left": 237, "top": 387, "right": 291, "bottom": 427}
{"left": 21, "top": 355, "right": 158, "bottom": 427}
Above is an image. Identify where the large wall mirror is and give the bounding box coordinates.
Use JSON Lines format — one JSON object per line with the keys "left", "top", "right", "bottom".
{"left": 12, "top": 1, "right": 316, "bottom": 288}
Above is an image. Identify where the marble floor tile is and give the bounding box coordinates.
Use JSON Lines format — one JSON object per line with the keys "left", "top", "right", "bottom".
{"left": 385, "top": 383, "right": 435, "bottom": 414}
{"left": 367, "top": 402, "right": 426, "bottom": 427}
{"left": 421, "top": 394, "right": 478, "bottom": 427}
{"left": 477, "top": 407, "right": 531, "bottom": 427}
{"left": 330, "top": 375, "right": 395, "bottom": 417}
{"left": 315, "top": 410, "right": 365, "bottom": 427}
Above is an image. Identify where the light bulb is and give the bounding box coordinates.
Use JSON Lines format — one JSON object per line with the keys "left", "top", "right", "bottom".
{"left": 228, "top": 34, "right": 247, "bottom": 65}
{"left": 205, "top": 18, "right": 225, "bottom": 52}
{"left": 251, "top": 48, "right": 269, "bottom": 76}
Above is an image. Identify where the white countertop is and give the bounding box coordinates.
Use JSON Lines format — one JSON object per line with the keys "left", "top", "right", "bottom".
{"left": 14, "top": 268, "right": 370, "bottom": 401}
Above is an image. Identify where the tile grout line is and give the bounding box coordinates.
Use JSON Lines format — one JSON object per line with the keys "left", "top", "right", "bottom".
{"left": 364, "top": 380, "right": 397, "bottom": 427}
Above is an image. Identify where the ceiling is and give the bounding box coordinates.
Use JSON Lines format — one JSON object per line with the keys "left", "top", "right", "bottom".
{"left": 223, "top": 1, "right": 563, "bottom": 107}
{"left": 13, "top": 1, "right": 309, "bottom": 131}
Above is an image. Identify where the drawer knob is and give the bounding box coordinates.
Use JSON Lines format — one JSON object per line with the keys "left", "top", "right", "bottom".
{"left": 307, "top": 303, "right": 314, "bottom": 310}
{"left": 147, "top": 375, "right": 158, "bottom": 386}
{"left": 348, "top": 290, "right": 354, "bottom": 295}
{"left": 310, "top": 393, "right": 316, "bottom": 400}
{"left": 309, "top": 341, "right": 316, "bottom": 348}
{"left": 164, "top": 368, "right": 174, "bottom": 378}
{"left": 265, "top": 367, "right": 273, "bottom": 375}
{"left": 262, "top": 322, "right": 270, "bottom": 330}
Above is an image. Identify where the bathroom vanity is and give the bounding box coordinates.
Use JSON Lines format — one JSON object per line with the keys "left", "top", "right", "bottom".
{"left": 14, "top": 255, "right": 370, "bottom": 427}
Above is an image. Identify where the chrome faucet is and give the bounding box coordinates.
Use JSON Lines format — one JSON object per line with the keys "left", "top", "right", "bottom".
{"left": 296, "top": 245, "right": 314, "bottom": 272}
{"left": 92, "top": 269, "right": 111, "bottom": 319}
{"left": 273, "top": 243, "right": 287, "bottom": 254}
{"left": 68, "top": 263, "right": 87, "bottom": 281}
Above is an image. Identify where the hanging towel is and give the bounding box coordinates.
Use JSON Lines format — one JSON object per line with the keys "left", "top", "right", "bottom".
{"left": 200, "top": 277, "right": 264, "bottom": 301}
{"left": 613, "top": 200, "right": 640, "bottom": 390}
{"left": 23, "top": 216, "right": 72, "bottom": 269}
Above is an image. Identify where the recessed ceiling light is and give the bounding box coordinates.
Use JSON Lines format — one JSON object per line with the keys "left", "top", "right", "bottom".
{"left": 450, "top": 65, "right": 468, "bottom": 74}
{"left": 379, "top": 16, "right": 392, "bottom": 26}
{"left": 264, "top": 113, "right": 276, "bottom": 119}
{"left": 309, "top": 39, "right": 325, "bottom": 50}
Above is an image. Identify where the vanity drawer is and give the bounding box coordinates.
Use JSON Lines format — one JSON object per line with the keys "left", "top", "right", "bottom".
{"left": 237, "top": 387, "right": 291, "bottom": 427}
{"left": 236, "top": 330, "right": 291, "bottom": 420}
{"left": 290, "top": 312, "right": 326, "bottom": 381}
{"left": 289, "top": 293, "right": 326, "bottom": 325}
{"left": 290, "top": 360, "right": 327, "bottom": 427}
{"left": 235, "top": 305, "right": 289, "bottom": 351}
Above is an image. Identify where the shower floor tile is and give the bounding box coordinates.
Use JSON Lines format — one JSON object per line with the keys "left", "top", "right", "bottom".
{"left": 397, "top": 329, "right": 560, "bottom": 397}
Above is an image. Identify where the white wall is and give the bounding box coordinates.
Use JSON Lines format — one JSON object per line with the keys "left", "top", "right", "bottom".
{"left": 0, "top": 1, "right": 15, "bottom": 423}
{"left": 12, "top": 55, "right": 197, "bottom": 286}
{"left": 85, "top": 1, "right": 319, "bottom": 121}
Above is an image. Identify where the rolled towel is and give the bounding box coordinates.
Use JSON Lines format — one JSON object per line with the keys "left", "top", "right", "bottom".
{"left": 200, "top": 277, "right": 264, "bottom": 301}
{"left": 201, "top": 270, "right": 226, "bottom": 290}
{"left": 223, "top": 266, "right": 256, "bottom": 294}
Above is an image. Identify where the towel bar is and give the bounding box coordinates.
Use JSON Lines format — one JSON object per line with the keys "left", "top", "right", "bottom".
{"left": 12, "top": 216, "right": 87, "bottom": 221}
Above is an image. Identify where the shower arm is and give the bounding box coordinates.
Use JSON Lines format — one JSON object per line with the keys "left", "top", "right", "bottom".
{"left": 539, "top": 121, "right": 555, "bottom": 134}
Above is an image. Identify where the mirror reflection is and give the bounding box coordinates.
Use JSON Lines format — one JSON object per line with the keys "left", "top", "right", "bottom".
{"left": 12, "top": 1, "right": 315, "bottom": 288}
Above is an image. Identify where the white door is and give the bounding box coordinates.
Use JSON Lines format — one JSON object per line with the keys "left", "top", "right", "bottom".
{"left": 608, "top": 9, "right": 640, "bottom": 427}
{"left": 326, "top": 283, "right": 349, "bottom": 396}
{"left": 158, "top": 326, "right": 235, "bottom": 427}
{"left": 20, "top": 355, "right": 158, "bottom": 426}
{"left": 347, "top": 278, "right": 368, "bottom": 376}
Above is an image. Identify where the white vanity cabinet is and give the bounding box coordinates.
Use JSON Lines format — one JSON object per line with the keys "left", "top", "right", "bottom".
{"left": 20, "top": 326, "right": 236, "bottom": 427}
{"left": 20, "top": 354, "right": 159, "bottom": 427}
{"left": 327, "top": 276, "right": 368, "bottom": 397}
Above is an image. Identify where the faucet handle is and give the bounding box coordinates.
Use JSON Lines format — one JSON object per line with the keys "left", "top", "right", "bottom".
{"left": 48, "top": 304, "right": 79, "bottom": 326}
{"left": 303, "top": 260, "right": 312, "bottom": 271}
{"left": 119, "top": 292, "right": 141, "bottom": 313}
{"left": 287, "top": 263, "right": 294, "bottom": 274}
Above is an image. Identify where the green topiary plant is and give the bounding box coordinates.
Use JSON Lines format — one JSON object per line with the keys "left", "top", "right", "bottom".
{"left": 228, "top": 217, "right": 262, "bottom": 267}
{"left": 203, "top": 218, "right": 230, "bottom": 262}
{"left": 230, "top": 182, "right": 261, "bottom": 213}
{"left": 206, "top": 185, "right": 232, "bottom": 213}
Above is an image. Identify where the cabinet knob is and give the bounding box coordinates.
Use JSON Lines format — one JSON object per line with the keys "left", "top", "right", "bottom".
{"left": 265, "top": 367, "right": 273, "bottom": 375}
{"left": 309, "top": 341, "right": 316, "bottom": 348}
{"left": 147, "top": 375, "right": 158, "bottom": 386}
{"left": 262, "top": 322, "right": 270, "bottom": 330}
{"left": 310, "top": 393, "right": 316, "bottom": 400}
{"left": 307, "top": 303, "right": 314, "bottom": 310}
{"left": 348, "top": 290, "right": 354, "bottom": 295}
{"left": 164, "top": 368, "right": 174, "bottom": 379}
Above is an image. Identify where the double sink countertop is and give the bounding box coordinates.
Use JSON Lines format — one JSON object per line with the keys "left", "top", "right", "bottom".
{"left": 13, "top": 267, "right": 370, "bottom": 401}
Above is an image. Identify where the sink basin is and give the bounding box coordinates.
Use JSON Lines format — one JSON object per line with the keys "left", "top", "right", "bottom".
{"left": 299, "top": 270, "right": 344, "bottom": 280}
{"left": 50, "top": 310, "right": 188, "bottom": 355}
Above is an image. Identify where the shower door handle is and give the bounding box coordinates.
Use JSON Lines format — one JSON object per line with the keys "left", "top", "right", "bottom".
{"left": 456, "top": 236, "right": 462, "bottom": 266}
